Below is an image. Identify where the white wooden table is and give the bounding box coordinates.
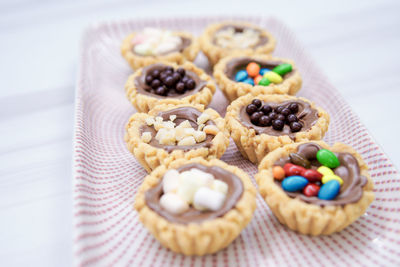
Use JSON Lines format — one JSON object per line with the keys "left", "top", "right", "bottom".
{"left": 1, "top": 0, "right": 399, "bottom": 266}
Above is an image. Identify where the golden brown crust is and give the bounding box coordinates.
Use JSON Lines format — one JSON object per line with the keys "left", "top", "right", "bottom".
{"left": 125, "top": 103, "right": 230, "bottom": 173}
{"left": 214, "top": 54, "right": 302, "bottom": 102}
{"left": 226, "top": 94, "right": 330, "bottom": 164}
{"left": 121, "top": 31, "right": 199, "bottom": 70}
{"left": 125, "top": 61, "right": 216, "bottom": 113}
{"left": 255, "top": 141, "right": 374, "bottom": 235}
{"left": 199, "top": 21, "right": 276, "bottom": 66}
{"left": 134, "top": 157, "right": 257, "bottom": 255}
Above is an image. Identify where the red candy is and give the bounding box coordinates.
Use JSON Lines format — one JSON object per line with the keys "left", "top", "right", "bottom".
{"left": 283, "top": 163, "right": 306, "bottom": 176}
{"left": 303, "top": 184, "right": 320, "bottom": 197}
{"left": 301, "top": 169, "right": 323, "bottom": 182}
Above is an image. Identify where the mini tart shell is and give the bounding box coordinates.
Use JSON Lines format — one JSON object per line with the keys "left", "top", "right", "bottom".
{"left": 125, "top": 61, "right": 216, "bottom": 113}
{"left": 199, "top": 21, "right": 276, "bottom": 66}
{"left": 255, "top": 141, "right": 374, "bottom": 235}
{"left": 134, "top": 157, "right": 257, "bottom": 255}
{"left": 226, "top": 94, "right": 330, "bottom": 164}
{"left": 214, "top": 54, "right": 302, "bottom": 102}
{"left": 125, "top": 103, "right": 230, "bottom": 173}
{"left": 121, "top": 31, "right": 199, "bottom": 70}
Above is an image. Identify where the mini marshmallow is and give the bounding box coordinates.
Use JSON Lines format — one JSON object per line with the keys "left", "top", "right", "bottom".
{"left": 162, "top": 169, "right": 180, "bottom": 193}
{"left": 193, "top": 187, "right": 226, "bottom": 211}
{"left": 177, "top": 170, "right": 211, "bottom": 203}
{"left": 212, "top": 180, "right": 228, "bottom": 195}
{"left": 160, "top": 193, "right": 189, "bottom": 215}
{"left": 190, "top": 168, "right": 214, "bottom": 186}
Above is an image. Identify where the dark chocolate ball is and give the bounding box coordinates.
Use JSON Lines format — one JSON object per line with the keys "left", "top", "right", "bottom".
{"left": 275, "top": 106, "right": 284, "bottom": 114}
{"left": 277, "top": 114, "right": 286, "bottom": 121}
{"left": 269, "top": 112, "right": 278, "bottom": 120}
{"left": 145, "top": 75, "right": 153, "bottom": 85}
{"left": 172, "top": 72, "right": 181, "bottom": 83}
{"left": 259, "top": 115, "right": 272, "bottom": 126}
{"left": 246, "top": 104, "right": 258, "bottom": 115}
{"left": 175, "top": 82, "right": 185, "bottom": 93}
{"left": 250, "top": 112, "right": 263, "bottom": 125}
{"left": 155, "top": 86, "right": 167, "bottom": 96}
{"left": 290, "top": 122, "right": 302, "bottom": 132}
{"left": 252, "top": 99, "right": 262, "bottom": 108}
{"left": 165, "top": 76, "right": 174, "bottom": 87}
{"left": 185, "top": 79, "right": 196, "bottom": 90}
{"left": 281, "top": 108, "right": 291, "bottom": 116}
{"left": 165, "top": 66, "right": 174, "bottom": 73}
{"left": 289, "top": 103, "right": 299, "bottom": 113}
{"left": 261, "top": 104, "right": 272, "bottom": 115}
{"left": 272, "top": 119, "right": 284, "bottom": 130}
{"left": 287, "top": 114, "right": 298, "bottom": 123}
{"left": 177, "top": 68, "right": 186, "bottom": 76}
{"left": 151, "top": 69, "right": 160, "bottom": 78}
{"left": 151, "top": 79, "right": 161, "bottom": 89}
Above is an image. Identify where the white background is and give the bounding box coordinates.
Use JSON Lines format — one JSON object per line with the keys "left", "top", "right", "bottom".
{"left": 0, "top": 0, "right": 399, "bottom": 266}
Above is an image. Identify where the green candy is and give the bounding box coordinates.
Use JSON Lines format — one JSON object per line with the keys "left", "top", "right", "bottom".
{"left": 316, "top": 149, "right": 340, "bottom": 168}
{"left": 258, "top": 77, "right": 271, "bottom": 86}
{"left": 272, "top": 63, "right": 293, "bottom": 76}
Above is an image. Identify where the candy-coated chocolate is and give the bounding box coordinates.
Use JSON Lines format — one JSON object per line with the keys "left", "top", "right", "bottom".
{"left": 283, "top": 163, "right": 306, "bottom": 177}
{"left": 303, "top": 184, "right": 320, "bottom": 197}
{"left": 316, "top": 149, "right": 340, "bottom": 168}
{"left": 317, "top": 166, "right": 334, "bottom": 176}
{"left": 246, "top": 62, "right": 260, "bottom": 77}
{"left": 254, "top": 75, "right": 262, "bottom": 85}
{"left": 322, "top": 174, "right": 343, "bottom": 185}
{"left": 273, "top": 166, "right": 285, "bottom": 180}
{"left": 258, "top": 77, "right": 271, "bottom": 86}
{"left": 235, "top": 70, "right": 248, "bottom": 82}
{"left": 318, "top": 180, "right": 340, "bottom": 200}
{"left": 282, "top": 176, "right": 308, "bottom": 192}
{"left": 272, "top": 63, "right": 293, "bottom": 76}
{"left": 289, "top": 153, "right": 311, "bottom": 168}
{"left": 242, "top": 77, "right": 255, "bottom": 85}
{"left": 259, "top": 68, "right": 271, "bottom": 76}
{"left": 301, "top": 169, "right": 323, "bottom": 182}
{"left": 263, "top": 71, "right": 283, "bottom": 84}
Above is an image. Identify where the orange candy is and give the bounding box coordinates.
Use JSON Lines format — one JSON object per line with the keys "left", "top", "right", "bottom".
{"left": 273, "top": 166, "right": 285, "bottom": 180}
{"left": 246, "top": 62, "right": 260, "bottom": 77}
{"left": 254, "top": 75, "right": 262, "bottom": 85}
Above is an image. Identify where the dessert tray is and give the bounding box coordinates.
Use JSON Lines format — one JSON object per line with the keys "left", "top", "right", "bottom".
{"left": 73, "top": 16, "right": 400, "bottom": 266}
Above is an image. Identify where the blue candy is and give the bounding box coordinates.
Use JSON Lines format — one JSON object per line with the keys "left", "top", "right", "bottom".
{"left": 235, "top": 70, "right": 248, "bottom": 82}
{"left": 281, "top": 176, "right": 308, "bottom": 192}
{"left": 242, "top": 77, "right": 254, "bottom": 85}
{"left": 259, "top": 68, "right": 271, "bottom": 76}
{"left": 318, "top": 180, "right": 340, "bottom": 200}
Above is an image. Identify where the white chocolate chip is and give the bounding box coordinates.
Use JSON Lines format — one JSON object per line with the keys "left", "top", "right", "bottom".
{"left": 160, "top": 193, "right": 189, "bottom": 215}
{"left": 197, "top": 113, "right": 211, "bottom": 125}
{"left": 193, "top": 131, "right": 206, "bottom": 142}
{"left": 177, "top": 136, "right": 196, "bottom": 146}
{"left": 203, "top": 125, "right": 219, "bottom": 135}
{"left": 193, "top": 187, "right": 226, "bottom": 211}
{"left": 145, "top": 117, "right": 155, "bottom": 126}
{"left": 163, "top": 169, "right": 180, "bottom": 193}
{"left": 212, "top": 180, "right": 228, "bottom": 195}
{"left": 169, "top": 115, "right": 177, "bottom": 121}
{"left": 141, "top": 132, "right": 152, "bottom": 143}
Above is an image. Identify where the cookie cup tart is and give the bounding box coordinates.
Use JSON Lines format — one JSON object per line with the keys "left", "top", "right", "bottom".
{"left": 214, "top": 54, "right": 302, "bottom": 102}
{"left": 255, "top": 141, "right": 374, "bottom": 235}
{"left": 226, "top": 94, "right": 329, "bottom": 164}
{"left": 125, "top": 103, "right": 229, "bottom": 173}
{"left": 199, "top": 21, "right": 276, "bottom": 66}
{"left": 134, "top": 157, "right": 257, "bottom": 255}
{"left": 125, "top": 61, "right": 216, "bottom": 113}
{"left": 121, "top": 28, "right": 199, "bottom": 70}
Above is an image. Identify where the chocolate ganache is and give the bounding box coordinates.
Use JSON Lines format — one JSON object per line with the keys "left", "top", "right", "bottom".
{"left": 225, "top": 57, "right": 295, "bottom": 81}
{"left": 275, "top": 143, "right": 368, "bottom": 206}
{"left": 133, "top": 36, "right": 192, "bottom": 56}
{"left": 239, "top": 100, "right": 319, "bottom": 139}
{"left": 135, "top": 63, "right": 207, "bottom": 98}
{"left": 145, "top": 163, "right": 244, "bottom": 224}
{"left": 213, "top": 25, "right": 268, "bottom": 48}
{"left": 140, "top": 107, "right": 215, "bottom": 153}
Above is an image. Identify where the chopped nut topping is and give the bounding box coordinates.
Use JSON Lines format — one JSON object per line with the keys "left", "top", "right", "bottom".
{"left": 141, "top": 132, "right": 152, "bottom": 143}
{"left": 197, "top": 113, "right": 211, "bottom": 125}
{"left": 178, "top": 136, "right": 196, "bottom": 146}
{"left": 203, "top": 125, "right": 219, "bottom": 135}
{"left": 169, "top": 115, "right": 177, "bottom": 121}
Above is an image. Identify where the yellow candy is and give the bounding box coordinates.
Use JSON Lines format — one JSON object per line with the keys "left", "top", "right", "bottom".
{"left": 317, "top": 166, "right": 334, "bottom": 176}
{"left": 263, "top": 71, "right": 283, "bottom": 84}
{"left": 322, "top": 174, "right": 343, "bottom": 185}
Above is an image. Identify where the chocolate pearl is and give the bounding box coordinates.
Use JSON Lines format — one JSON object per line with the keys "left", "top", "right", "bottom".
{"left": 259, "top": 115, "right": 272, "bottom": 126}
{"left": 261, "top": 104, "right": 272, "bottom": 115}
{"left": 272, "top": 119, "right": 284, "bottom": 130}
{"left": 145, "top": 75, "right": 153, "bottom": 85}
{"left": 287, "top": 114, "right": 298, "bottom": 123}
{"left": 252, "top": 99, "right": 262, "bottom": 108}
{"left": 289, "top": 103, "right": 299, "bottom": 113}
{"left": 159, "top": 72, "right": 168, "bottom": 80}
{"left": 281, "top": 108, "right": 291, "bottom": 116}
{"left": 177, "top": 68, "right": 186, "bottom": 76}
{"left": 246, "top": 104, "right": 258, "bottom": 115}
{"left": 175, "top": 82, "right": 185, "bottom": 93}
{"left": 165, "top": 76, "right": 174, "bottom": 87}
{"left": 290, "top": 122, "right": 302, "bottom": 132}
{"left": 250, "top": 112, "right": 263, "bottom": 125}
{"left": 275, "top": 106, "right": 284, "bottom": 114}
{"left": 151, "top": 69, "right": 160, "bottom": 78}
{"left": 269, "top": 112, "right": 278, "bottom": 120}
{"left": 276, "top": 114, "right": 286, "bottom": 121}
{"left": 155, "top": 86, "right": 167, "bottom": 96}
{"left": 185, "top": 79, "right": 195, "bottom": 90}
{"left": 151, "top": 79, "right": 161, "bottom": 89}
{"left": 172, "top": 72, "right": 181, "bottom": 83}
{"left": 181, "top": 76, "right": 189, "bottom": 83}
{"left": 165, "top": 66, "right": 173, "bottom": 72}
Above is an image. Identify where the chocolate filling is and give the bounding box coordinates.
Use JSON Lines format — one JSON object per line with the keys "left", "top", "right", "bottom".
{"left": 239, "top": 100, "right": 319, "bottom": 139}
{"left": 135, "top": 63, "right": 207, "bottom": 98}
{"left": 133, "top": 36, "right": 191, "bottom": 56}
{"left": 213, "top": 25, "right": 268, "bottom": 48}
{"left": 274, "top": 143, "right": 368, "bottom": 206}
{"left": 145, "top": 163, "right": 244, "bottom": 224}
{"left": 140, "top": 107, "right": 215, "bottom": 153}
{"left": 225, "top": 57, "right": 295, "bottom": 81}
